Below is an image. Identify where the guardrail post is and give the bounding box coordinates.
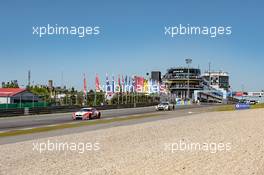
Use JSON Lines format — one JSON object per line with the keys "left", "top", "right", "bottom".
{"left": 24, "top": 107, "right": 29, "bottom": 115}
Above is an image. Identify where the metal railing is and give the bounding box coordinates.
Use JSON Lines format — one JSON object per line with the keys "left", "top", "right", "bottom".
{"left": 0, "top": 102, "right": 158, "bottom": 117}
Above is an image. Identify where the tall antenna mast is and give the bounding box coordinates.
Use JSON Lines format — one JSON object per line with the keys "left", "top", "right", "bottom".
{"left": 28, "top": 70, "right": 31, "bottom": 87}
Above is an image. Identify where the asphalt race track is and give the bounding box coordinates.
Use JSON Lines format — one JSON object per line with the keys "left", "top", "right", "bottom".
{"left": 0, "top": 105, "right": 221, "bottom": 145}
{"left": 0, "top": 105, "right": 216, "bottom": 132}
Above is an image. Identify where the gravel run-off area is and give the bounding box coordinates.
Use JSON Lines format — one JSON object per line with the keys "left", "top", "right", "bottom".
{"left": 1, "top": 109, "right": 264, "bottom": 175}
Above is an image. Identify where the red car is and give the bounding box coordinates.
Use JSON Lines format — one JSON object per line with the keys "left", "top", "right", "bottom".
{"left": 72, "top": 108, "right": 101, "bottom": 120}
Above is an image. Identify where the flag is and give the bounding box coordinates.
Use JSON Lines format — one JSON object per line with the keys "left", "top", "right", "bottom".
{"left": 133, "top": 76, "right": 137, "bottom": 91}
{"left": 95, "top": 74, "right": 100, "bottom": 92}
{"left": 122, "top": 75, "right": 124, "bottom": 93}
{"left": 112, "top": 75, "right": 115, "bottom": 93}
{"left": 118, "top": 74, "right": 121, "bottom": 86}
{"left": 144, "top": 79, "right": 149, "bottom": 93}
{"left": 83, "top": 73, "right": 87, "bottom": 96}
{"left": 128, "top": 76, "right": 132, "bottom": 93}
{"left": 134, "top": 76, "right": 144, "bottom": 93}
{"left": 149, "top": 79, "right": 153, "bottom": 93}
{"left": 118, "top": 74, "right": 121, "bottom": 93}
{"left": 132, "top": 76, "right": 136, "bottom": 93}
{"left": 125, "top": 75, "right": 128, "bottom": 92}
{"left": 106, "top": 73, "right": 110, "bottom": 93}
{"left": 125, "top": 75, "right": 128, "bottom": 86}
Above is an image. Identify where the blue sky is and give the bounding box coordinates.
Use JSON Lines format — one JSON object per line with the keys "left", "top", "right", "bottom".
{"left": 0, "top": 0, "right": 263, "bottom": 91}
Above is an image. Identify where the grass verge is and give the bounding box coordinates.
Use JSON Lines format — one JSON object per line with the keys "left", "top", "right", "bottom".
{"left": 0, "top": 113, "right": 163, "bottom": 138}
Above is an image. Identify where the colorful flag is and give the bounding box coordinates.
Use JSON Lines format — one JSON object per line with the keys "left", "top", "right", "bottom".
{"left": 134, "top": 76, "right": 144, "bottom": 92}
{"left": 132, "top": 76, "right": 135, "bottom": 92}
{"left": 125, "top": 75, "right": 128, "bottom": 86}
{"left": 83, "top": 73, "right": 87, "bottom": 96}
{"left": 95, "top": 74, "right": 100, "bottom": 92}
{"left": 124, "top": 75, "right": 128, "bottom": 92}
{"left": 112, "top": 75, "right": 115, "bottom": 93}
{"left": 106, "top": 73, "right": 110, "bottom": 93}
{"left": 118, "top": 75, "right": 121, "bottom": 86}
{"left": 118, "top": 74, "right": 121, "bottom": 93}
{"left": 122, "top": 75, "right": 124, "bottom": 93}
{"left": 144, "top": 79, "right": 149, "bottom": 93}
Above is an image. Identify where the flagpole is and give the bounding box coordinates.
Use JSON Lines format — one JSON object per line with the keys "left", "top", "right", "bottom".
{"left": 121, "top": 75, "right": 124, "bottom": 104}
{"left": 94, "top": 74, "right": 99, "bottom": 106}
{"left": 83, "top": 73, "right": 87, "bottom": 106}
{"left": 117, "top": 74, "right": 120, "bottom": 106}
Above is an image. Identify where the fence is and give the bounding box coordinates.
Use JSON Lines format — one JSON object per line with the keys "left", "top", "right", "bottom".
{"left": 0, "top": 102, "right": 158, "bottom": 117}
{"left": 0, "top": 102, "right": 48, "bottom": 109}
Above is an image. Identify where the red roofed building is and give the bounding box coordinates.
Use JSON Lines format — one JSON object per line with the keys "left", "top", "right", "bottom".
{"left": 0, "top": 88, "right": 40, "bottom": 104}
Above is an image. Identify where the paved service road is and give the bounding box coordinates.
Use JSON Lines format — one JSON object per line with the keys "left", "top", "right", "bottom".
{"left": 0, "top": 105, "right": 216, "bottom": 131}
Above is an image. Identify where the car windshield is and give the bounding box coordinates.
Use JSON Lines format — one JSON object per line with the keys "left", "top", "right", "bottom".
{"left": 160, "top": 103, "right": 169, "bottom": 105}
{"left": 80, "top": 108, "right": 92, "bottom": 112}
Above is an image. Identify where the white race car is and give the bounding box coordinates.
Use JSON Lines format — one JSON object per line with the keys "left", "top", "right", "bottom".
{"left": 72, "top": 108, "right": 101, "bottom": 120}
{"left": 155, "top": 102, "right": 174, "bottom": 111}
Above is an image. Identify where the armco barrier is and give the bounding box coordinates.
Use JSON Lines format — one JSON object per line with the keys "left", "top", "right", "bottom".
{"left": 0, "top": 102, "right": 158, "bottom": 117}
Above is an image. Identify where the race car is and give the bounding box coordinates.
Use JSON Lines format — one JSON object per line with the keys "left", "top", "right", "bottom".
{"left": 155, "top": 102, "right": 174, "bottom": 111}
{"left": 72, "top": 108, "right": 101, "bottom": 120}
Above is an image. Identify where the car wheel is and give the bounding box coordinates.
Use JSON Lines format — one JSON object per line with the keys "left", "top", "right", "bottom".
{"left": 89, "top": 114, "right": 92, "bottom": 120}
{"left": 97, "top": 112, "right": 101, "bottom": 119}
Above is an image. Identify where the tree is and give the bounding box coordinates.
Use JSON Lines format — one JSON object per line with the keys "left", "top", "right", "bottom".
{"left": 27, "top": 86, "right": 50, "bottom": 102}
{"left": 2, "top": 80, "right": 19, "bottom": 88}
{"left": 85, "top": 90, "right": 105, "bottom": 106}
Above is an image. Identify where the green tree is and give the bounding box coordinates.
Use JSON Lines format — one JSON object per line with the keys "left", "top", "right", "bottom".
{"left": 27, "top": 86, "right": 50, "bottom": 102}
{"left": 2, "top": 81, "right": 19, "bottom": 88}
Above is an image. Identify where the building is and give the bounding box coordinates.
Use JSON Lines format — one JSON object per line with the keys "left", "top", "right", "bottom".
{"left": 202, "top": 71, "right": 230, "bottom": 91}
{"left": 48, "top": 80, "right": 53, "bottom": 90}
{"left": 0, "top": 88, "right": 40, "bottom": 104}
{"left": 163, "top": 67, "right": 203, "bottom": 99}
{"left": 151, "top": 71, "right": 161, "bottom": 83}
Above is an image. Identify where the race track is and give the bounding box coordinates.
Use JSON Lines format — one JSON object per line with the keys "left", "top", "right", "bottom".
{"left": 0, "top": 105, "right": 216, "bottom": 131}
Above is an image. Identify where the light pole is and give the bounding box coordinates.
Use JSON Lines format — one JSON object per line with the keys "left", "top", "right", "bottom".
{"left": 185, "top": 58, "right": 192, "bottom": 99}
